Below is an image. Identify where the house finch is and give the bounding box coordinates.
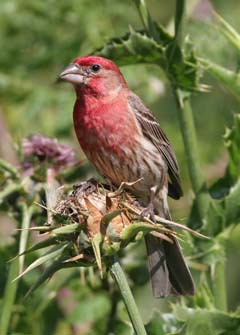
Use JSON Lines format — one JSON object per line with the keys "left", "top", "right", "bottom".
{"left": 59, "top": 56, "right": 194, "bottom": 297}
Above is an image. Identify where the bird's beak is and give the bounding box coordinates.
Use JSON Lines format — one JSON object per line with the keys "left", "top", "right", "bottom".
{"left": 58, "top": 63, "right": 84, "bottom": 85}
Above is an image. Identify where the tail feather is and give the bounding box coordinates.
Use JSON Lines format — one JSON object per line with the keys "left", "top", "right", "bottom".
{"left": 145, "top": 197, "right": 195, "bottom": 298}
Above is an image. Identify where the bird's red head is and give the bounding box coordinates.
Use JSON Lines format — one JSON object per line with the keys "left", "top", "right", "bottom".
{"left": 72, "top": 56, "right": 121, "bottom": 73}
{"left": 59, "top": 56, "right": 127, "bottom": 97}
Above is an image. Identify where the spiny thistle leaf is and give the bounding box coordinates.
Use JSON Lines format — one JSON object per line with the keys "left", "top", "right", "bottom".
{"left": 103, "top": 196, "right": 131, "bottom": 242}
{"left": 120, "top": 222, "right": 174, "bottom": 247}
{"left": 95, "top": 29, "right": 165, "bottom": 66}
{"left": 17, "top": 236, "right": 59, "bottom": 257}
{"left": 133, "top": 0, "right": 171, "bottom": 44}
{"left": 210, "top": 114, "right": 240, "bottom": 200}
{"left": 189, "top": 114, "right": 240, "bottom": 238}
{"left": 214, "top": 12, "right": 240, "bottom": 51}
{"left": 91, "top": 233, "right": 103, "bottom": 277}
{"left": 26, "top": 225, "right": 58, "bottom": 233}
{"left": 95, "top": 27, "right": 203, "bottom": 92}
{"left": 101, "top": 209, "right": 124, "bottom": 226}
{"left": 224, "top": 114, "right": 240, "bottom": 182}
{"left": 13, "top": 243, "right": 69, "bottom": 281}
{"left": 201, "top": 59, "right": 240, "bottom": 101}
{"left": 25, "top": 257, "right": 67, "bottom": 298}
{"left": 51, "top": 222, "right": 82, "bottom": 236}
{"left": 171, "top": 305, "right": 240, "bottom": 335}
{"left": 145, "top": 310, "right": 172, "bottom": 335}
{"left": 224, "top": 179, "right": 240, "bottom": 225}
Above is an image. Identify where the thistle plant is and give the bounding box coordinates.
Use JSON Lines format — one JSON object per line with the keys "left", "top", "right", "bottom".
{"left": 1, "top": 134, "right": 204, "bottom": 335}
{"left": 1, "top": 1, "right": 240, "bottom": 335}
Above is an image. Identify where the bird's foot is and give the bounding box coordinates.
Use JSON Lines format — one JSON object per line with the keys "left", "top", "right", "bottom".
{"left": 140, "top": 203, "right": 156, "bottom": 222}
{"left": 72, "top": 178, "right": 97, "bottom": 197}
{"left": 140, "top": 185, "right": 158, "bottom": 222}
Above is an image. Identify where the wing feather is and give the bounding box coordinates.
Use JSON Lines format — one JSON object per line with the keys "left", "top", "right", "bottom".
{"left": 128, "top": 93, "right": 183, "bottom": 199}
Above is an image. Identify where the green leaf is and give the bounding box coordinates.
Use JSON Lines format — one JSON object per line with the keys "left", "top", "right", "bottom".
{"left": 17, "top": 236, "right": 59, "bottom": 256}
{"left": 13, "top": 243, "right": 69, "bottom": 281}
{"left": 206, "top": 114, "right": 240, "bottom": 234}
{"left": 214, "top": 12, "right": 240, "bottom": 51}
{"left": 67, "top": 293, "right": 110, "bottom": 324}
{"left": 133, "top": 0, "right": 170, "bottom": 44}
{"left": 224, "top": 114, "right": 240, "bottom": 182}
{"left": 154, "top": 22, "right": 174, "bottom": 46}
{"left": 91, "top": 233, "right": 103, "bottom": 277}
{"left": 120, "top": 221, "right": 172, "bottom": 247}
{"left": 209, "top": 114, "right": 240, "bottom": 200}
{"left": 145, "top": 311, "right": 169, "bottom": 335}
{"left": 95, "top": 29, "right": 165, "bottom": 66}
{"left": 201, "top": 59, "right": 240, "bottom": 101}
{"left": 109, "top": 319, "right": 133, "bottom": 335}
{"left": 224, "top": 179, "right": 240, "bottom": 224}
{"left": 95, "top": 27, "right": 202, "bottom": 92}
{"left": 51, "top": 222, "right": 82, "bottom": 236}
{"left": 201, "top": 200, "right": 225, "bottom": 236}
{"left": 101, "top": 209, "right": 123, "bottom": 225}
{"left": 0, "top": 158, "right": 19, "bottom": 179}
{"left": 192, "top": 281, "right": 215, "bottom": 310}
{"left": 27, "top": 225, "right": 57, "bottom": 232}
{"left": 25, "top": 257, "right": 65, "bottom": 298}
{"left": 172, "top": 306, "right": 240, "bottom": 335}
{"left": 25, "top": 254, "right": 91, "bottom": 298}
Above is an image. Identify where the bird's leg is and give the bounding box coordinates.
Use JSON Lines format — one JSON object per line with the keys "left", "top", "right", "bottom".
{"left": 140, "top": 185, "right": 158, "bottom": 222}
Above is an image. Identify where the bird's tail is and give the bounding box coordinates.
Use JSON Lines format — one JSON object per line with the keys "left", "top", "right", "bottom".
{"left": 145, "top": 193, "right": 195, "bottom": 298}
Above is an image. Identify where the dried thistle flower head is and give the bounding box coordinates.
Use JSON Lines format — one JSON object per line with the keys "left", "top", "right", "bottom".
{"left": 22, "top": 134, "right": 77, "bottom": 173}
{"left": 15, "top": 180, "right": 206, "bottom": 296}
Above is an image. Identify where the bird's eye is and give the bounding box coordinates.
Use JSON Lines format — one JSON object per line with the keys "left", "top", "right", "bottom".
{"left": 91, "top": 64, "right": 101, "bottom": 72}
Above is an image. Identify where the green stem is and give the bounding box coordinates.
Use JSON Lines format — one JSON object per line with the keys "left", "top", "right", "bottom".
{"left": 174, "top": 0, "right": 185, "bottom": 41}
{"left": 212, "top": 261, "right": 227, "bottom": 311}
{"left": 0, "top": 158, "right": 19, "bottom": 179}
{"left": 173, "top": 2, "right": 210, "bottom": 218}
{"left": 0, "top": 203, "right": 34, "bottom": 334}
{"left": 174, "top": 91, "right": 210, "bottom": 219}
{"left": 19, "top": 204, "right": 34, "bottom": 274}
{"left": 109, "top": 256, "right": 147, "bottom": 335}
{"left": 173, "top": 1, "right": 227, "bottom": 311}
{"left": 0, "top": 183, "right": 24, "bottom": 204}
{"left": 133, "top": 0, "right": 159, "bottom": 42}
{"left": 0, "top": 260, "right": 19, "bottom": 335}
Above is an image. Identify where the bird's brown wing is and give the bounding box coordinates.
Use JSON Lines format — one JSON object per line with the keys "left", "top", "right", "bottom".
{"left": 128, "top": 93, "right": 183, "bottom": 199}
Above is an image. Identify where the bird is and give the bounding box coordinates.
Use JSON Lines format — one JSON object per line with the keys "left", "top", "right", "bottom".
{"left": 59, "top": 55, "right": 195, "bottom": 297}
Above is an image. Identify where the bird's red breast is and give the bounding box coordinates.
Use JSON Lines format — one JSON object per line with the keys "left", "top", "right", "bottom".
{"left": 73, "top": 89, "right": 139, "bottom": 163}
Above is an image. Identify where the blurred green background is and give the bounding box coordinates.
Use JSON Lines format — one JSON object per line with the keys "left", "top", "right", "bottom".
{"left": 0, "top": 0, "right": 240, "bottom": 334}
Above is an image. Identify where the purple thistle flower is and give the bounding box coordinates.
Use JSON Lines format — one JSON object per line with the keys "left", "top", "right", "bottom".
{"left": 22, "top": 134, "right": 77, "bottom": 172}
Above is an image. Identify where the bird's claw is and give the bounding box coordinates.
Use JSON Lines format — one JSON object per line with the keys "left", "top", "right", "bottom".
{"left": 72, "top": 179, "right": 97, "bottom": 197}
{"left": 140, "top": 203, "right": 156, "bottom": 222}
